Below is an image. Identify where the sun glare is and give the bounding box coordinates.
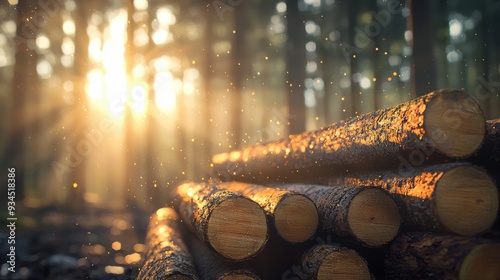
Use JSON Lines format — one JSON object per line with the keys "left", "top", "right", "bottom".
{"left": 86, "top": 9, "right": 143, "bottom": 118}
{"left": 154, "top": 72, "right": 177, "bottom": 112}
{"left": 84, "top": 6, "right": 197, "bottom": 118}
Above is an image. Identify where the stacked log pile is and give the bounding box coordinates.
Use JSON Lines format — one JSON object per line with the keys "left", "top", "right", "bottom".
{"left": 138, "top": 89, "right": 500, "bottom": 279}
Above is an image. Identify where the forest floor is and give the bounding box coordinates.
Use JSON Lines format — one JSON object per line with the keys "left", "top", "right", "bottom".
{"left": 0, "top": 204, "right": 151, "bottom": 280}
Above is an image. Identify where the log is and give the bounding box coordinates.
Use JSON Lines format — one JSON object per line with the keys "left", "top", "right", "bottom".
{"left": 280, "top": 184, "right": 401, "bottom": 247}
{"left": 172, "top": 182, "right": 268, "bottom": 261}
{"left": 484, "top": 119, "right": 500, "bottom": 161}
{"left": 293, "top": 244, "right": 372, "bottom": 280}
{"left": 184, "top": 232, "right": 260, "bottom": 280}
{"left": 385, "top": 232, "right": 500, "bottom": 280}
{"left": 471, "top": 118, "right": 500, "bottom": 167}
{"left": 137, "top": 208, "right": 198, "bottom": 280}
{"left": 321, "top": 163, "right": 498, "bottom": 236}
{"left": 212, "top": 89, "right": 486, "bottom": 183}
{"left": 218, "top": 182, "right": 318, "bottom": 243}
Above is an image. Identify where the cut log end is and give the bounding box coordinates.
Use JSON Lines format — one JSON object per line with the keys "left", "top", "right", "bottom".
{"left": 424, "top": 90, "right": 485, "bottom": 158}
{"left": 459, "top": 243, "right": 500, "bottom": 280}
{"left": 220, "top": 272, "right": 260, "bottom": 280}
{"left": 274, "top": 194, "right": 318, "bottom": 243}
{"left": 207, "top": 197, "right": 268, "bottom": 261}
{"left": 165, "top": 275, "right": 196, "bottom": 280}
{"left": 435, "top": 166, "right": 498, "bottom": 236}
{"left": 316, "top": 248, "right": 371, "bottom": 280}
{"left": 347, "top": 188, "right": 401, "bottom": 247}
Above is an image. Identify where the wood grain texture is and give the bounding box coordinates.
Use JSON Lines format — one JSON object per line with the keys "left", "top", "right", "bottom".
{"left": 184, "top": 233, "right": 260, "bottom": 280}
{"left": 298, "top": 244, "right": 372, "bottom": 280}
{"left": 172, "top": 182, "right": 268, "bottom": 261}
{"left": 280, "top": 184, "right": 401, "bottom": 247}
{"left": 218, "top": 182, "right": 318, "bottom": 243}
{"left": 321, "top": 163, "right": 498, "bottom": 236}
{"left": 385, "top": 232, "right": 500, "bottom": 280}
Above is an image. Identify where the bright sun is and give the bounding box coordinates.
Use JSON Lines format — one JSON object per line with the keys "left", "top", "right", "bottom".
{"left": 85, "top": 8, "right": 179, "bottom": 118}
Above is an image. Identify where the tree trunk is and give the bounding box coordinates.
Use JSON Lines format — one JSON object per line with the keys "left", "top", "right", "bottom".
{"left": 285, "top": 0, "right": 306, "bottom": 134}
{"left": 172, "top": 182, "right": 268, "bottom": 261}
{"left": 321, "top": 162, "right": 498, "bottom": 236}
{"left": 218, "top": 182, "right": 318, "bottom": 243}
{"left": 184, "top": 232, "right": 260, "bottom": 280}
{"left": 385, "top": 232, "right": 500, "bottom": 280}
{"left": 296, "top": 244, "right": 372, "bottom": 280}
{"left": 9, "top": 0, "right": 40, "bottom": 203}
{"left": 409, "top": 0, "right": 437, "bottom": 96}
{"left": 279, "top": 184, "right": 401, "bottom": 247}
{"left": 138, "top": 208, "right": 199, "bottom": 280}
{"left": 212, "top": 90, "right": 486, "bottom": 183}
{"left": 67, "top": 0, "right": 90, "bottom": 210}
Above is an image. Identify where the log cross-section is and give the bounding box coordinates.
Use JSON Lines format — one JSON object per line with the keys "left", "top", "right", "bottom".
{"left": 212, "top": 89, "right": 486, "bottom": 183}
{"left": 385, "top": 232, "right": 500, "bottom": 280}
{"left": 184, "top": 232, "right": 260, "bottom": 280}
{"left": 298, "top": 244, "right": 372, "bottom": 280}
{"left": 322, "top": 163, "right": 498, "bottom": 236}
{"left": 280, "top": 184, "right": 401, "bottom": 247}
{"left": 137, "top": 208, "right": 198, "bottom": 280}
{"left": 172, "top": 182, "right": 268, "bottom": 261}
{"left": 218, "top": 182, "right": 318, "bottom": 243}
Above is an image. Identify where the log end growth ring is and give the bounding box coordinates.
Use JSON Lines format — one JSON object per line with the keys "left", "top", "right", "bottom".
{"left": 347, "top": 188, "right": 401, "bottom": 247}
{"left": 207, "top": 197, "right": 268, "bottom": 261}
{"left": 436, "top": 166, "right": 498, "bottom": 236}
{"left": 316, "top": 248, "right": 371, "bottom": 280}
{"left": 274, "top": 194, "right": 319, "bottom": 243}
{"left": 459, "top": 243, "right": 500, "bottom": 280}
{"left": 424, "top": 90, "right": 485, "bottom": 158}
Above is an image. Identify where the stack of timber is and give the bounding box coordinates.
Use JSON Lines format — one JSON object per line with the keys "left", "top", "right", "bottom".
{"left": 211, "top": 89, "right": 486, "bottom": 183}
{"left": 139, "top": 89, "right": 500, "bottom": 279}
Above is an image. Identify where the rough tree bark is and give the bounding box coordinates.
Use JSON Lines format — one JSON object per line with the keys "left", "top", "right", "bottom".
{"left": 296, "top": 244, "right": 372, "bottom": 280}
{"left": 280, "top": 184, "right": 401, "bottom": 247}
{"left": 218, "top": 182, "right": 318, "bottom": 243}
{"left": 212, "top": 90, "right": 486, "bottom": 183}
{"left": 320, "top": 162, "right": 498, "bottom": 236}
{"left": 184, "top": 232, "right": 260, "bottom": 280}
{"left": 471, "top": 118, "right": 500, "bottom": 166}
{"left": 137, "top": 208, "right": 198, "bottom": 280}
{"left": 172, "top": 182, "right": 268, "bottom": 261}
{"left": 385, "top": 232, "right": 500, "bottom": 280}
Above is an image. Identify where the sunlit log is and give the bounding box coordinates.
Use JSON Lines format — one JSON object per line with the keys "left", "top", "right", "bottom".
{"left": 279, "top": 184, "right": 401, "bottom": 247}
{"left": 137, "top": 208, "right": 198, "bottom": 280}
{"left": 218, "top": 182, "right": 318, "bottom": 243}
{"left": 321, "top": 163, "right": 498, "bottom": 236}
{"left": 212, "top": 89, "right": 486, "bottom": 183}
{"left": 385, "top": 232, "right": 500, "bottom": 280}
{"left": 172, "top": 182, "right": 268, "bottom": 261}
